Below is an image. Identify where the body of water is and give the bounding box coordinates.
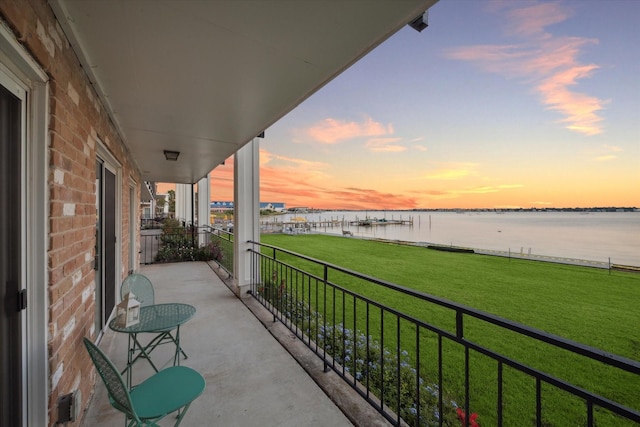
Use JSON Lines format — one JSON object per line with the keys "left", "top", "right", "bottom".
{"left": 269, "top": 211, "right": 640, "bottom": 267}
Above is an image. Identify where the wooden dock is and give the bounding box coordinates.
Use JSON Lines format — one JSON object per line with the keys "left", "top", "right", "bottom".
{"left": 348, "top": 218, "right": 412, "bottom": 226}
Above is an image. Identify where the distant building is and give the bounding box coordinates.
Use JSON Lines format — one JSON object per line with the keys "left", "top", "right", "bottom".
{"left": 211, "top": 201, "right": 235, "bottom": 212}
{"left": 211, "top": 201, "right": 286, "bottom": 212}
{"left": 261, "top": 202, "right": 286, "bottom": 212}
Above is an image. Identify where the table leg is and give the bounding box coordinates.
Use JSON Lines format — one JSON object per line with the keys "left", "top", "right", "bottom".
{"left": 127, "top": 334, "right": 133, "bottom": 388}
{"left": 131, "top": 333, "right": 159, "bottom": 373}
{"left": 174, "top": 325, "right": 181, "bottom": 366}
{"left": 122, "top": 333, "right": 160, "bottom": 389}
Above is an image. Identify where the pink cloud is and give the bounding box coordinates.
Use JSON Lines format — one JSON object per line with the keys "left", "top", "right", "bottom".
{"left": 505, "top": 3, "right": 571, "bottom": 37}
{"left": 444, "top": 2, "right": 607, "bottom": 136}
{"left": 537, "top": 64, "right": 605, "bottom": 135}
{"left": 326, "top": 187, "right": 418, "bottom": 210}
{"left": 303, "top": 116, "right": 394, "bottom": 144}
{"left": 209, "top": 149, "right": 420, "bottom": 210}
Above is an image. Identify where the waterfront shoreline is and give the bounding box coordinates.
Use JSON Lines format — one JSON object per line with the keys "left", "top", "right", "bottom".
{"left": 308, "top": 232, "right": 640, "bottom": 270}
{"left": 264, "top": 210, "right": 639, "bottom": 267}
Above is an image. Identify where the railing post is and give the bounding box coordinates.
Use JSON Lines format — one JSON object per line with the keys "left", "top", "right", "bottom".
{"left": 456, "top": 311, "right": 464, "bottom": 339}
{"left": 323, "top": 264, "right": 329, "bottom": 373}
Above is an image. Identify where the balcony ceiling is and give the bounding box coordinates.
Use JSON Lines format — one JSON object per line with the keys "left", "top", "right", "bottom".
{"left": 49, "top": 0, "right": 437, "bottom": 184}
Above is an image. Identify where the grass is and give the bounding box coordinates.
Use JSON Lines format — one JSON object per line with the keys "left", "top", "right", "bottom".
{"left": 260, "top": 233, "right": 640, "bottom": 426}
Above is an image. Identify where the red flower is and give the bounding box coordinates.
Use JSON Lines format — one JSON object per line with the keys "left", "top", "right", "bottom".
{"left": 456, "top": 408, "right": 480, "bottom": 427}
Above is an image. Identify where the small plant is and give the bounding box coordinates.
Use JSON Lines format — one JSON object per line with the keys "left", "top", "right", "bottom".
{"left": 456, "top": 408, "right": 480, "bottom": 427}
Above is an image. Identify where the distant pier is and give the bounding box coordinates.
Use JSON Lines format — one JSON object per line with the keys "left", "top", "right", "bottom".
{"left": 260, "top": 215, "right": 414, "bottom": 233}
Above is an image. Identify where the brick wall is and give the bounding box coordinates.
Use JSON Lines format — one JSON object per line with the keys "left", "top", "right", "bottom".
{"left": 0, "top": 1, "right": 140, "bottom": 425}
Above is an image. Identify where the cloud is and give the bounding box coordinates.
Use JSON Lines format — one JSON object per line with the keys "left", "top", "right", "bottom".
{"left": 365, "top": 138, "right": 406, "bottom": 152}
{"left": 261, "top": 179, "right": 419, "bottom": 210}
{"left": 259, "top": 149, "right": 332, "bottom": 189}
{"left": 444, "top": 2, "right": 607, "bottom": 136}
{"left": 260, "top": 149, "right": 329, "bottom": 170}
{"left": 413, "top": 181, "right": 523, "bottom": 202}
{"left": 327, "top": 187, "right": 418, "bottom": 210}
{"left": 498, "top": 184, "right": 524, "bottom": 189}
{"left": 302, "top": 116, "right": 394, "bottom": 144}
{"left": 537, "top": 64, "right": 606, "bottom": 136}
{"left": 409, "top": 137, "right": 428, "bottom": 152}
{"left": 256, "top": 148, "right": 422, "bottom": 209}
{"left": 592, "top": 155, "right": 616, "bottom": 162}
{"left": 424, "top": 163, "right": 478, "bottom": 180}
{"left": 459, "top": 186, "right": 499, "bottom": 194}
{"left": 588, "top": 144, "right": 623, "bottom": 161}
{"left": 603, "top": 144, "right": 622, "bottom": 152}
{"left": 505, "top": 3, "right": 571, "bottom": 37}
{"left": 531, "top": 200, "right": 553, "bottom": 205}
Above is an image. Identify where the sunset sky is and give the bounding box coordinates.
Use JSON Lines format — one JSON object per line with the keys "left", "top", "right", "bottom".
{"left": 166, "top": 0, "right": 640, "bottom": 210}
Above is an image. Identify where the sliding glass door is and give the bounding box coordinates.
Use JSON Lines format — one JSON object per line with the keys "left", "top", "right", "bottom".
{"left": 0, "top": 70, "right": 24, "bottom": 427}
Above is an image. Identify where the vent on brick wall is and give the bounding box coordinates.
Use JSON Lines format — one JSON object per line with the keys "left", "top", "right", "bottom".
{"left": 57, "top": 390, "right": 80, "bottom": 424}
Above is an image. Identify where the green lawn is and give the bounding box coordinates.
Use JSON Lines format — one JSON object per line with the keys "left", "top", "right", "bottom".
{"left": 260, "top": 233, "right": 640, "bottom": 426}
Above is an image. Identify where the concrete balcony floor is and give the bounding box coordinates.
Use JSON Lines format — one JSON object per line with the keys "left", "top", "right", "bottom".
{"left": 82, "top": 261, "right": 388, "bottom": 427}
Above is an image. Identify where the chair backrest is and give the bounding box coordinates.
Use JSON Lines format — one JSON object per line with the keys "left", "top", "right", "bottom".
{"left": 83, "top": 337, "right": 140, "bottom": 423}
{"left": 120, "top": 274, "right": 154, "bottom": 307}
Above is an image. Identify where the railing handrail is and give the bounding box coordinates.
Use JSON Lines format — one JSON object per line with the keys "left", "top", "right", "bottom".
{"left": 205, "top": 224, "right": 234, "bottom": 240}
{"left": 248, "top": 240, "right": 640, "bottom": 376}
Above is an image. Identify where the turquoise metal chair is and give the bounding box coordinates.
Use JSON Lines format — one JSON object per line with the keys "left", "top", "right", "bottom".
{"left": 120, "top": 274, "right": 188, "bottom": 361}
{"left": 120, "top": 274, "right": 155, "bottom": 307}
{"left": 83, "top": 337, "right": 205, "bottom": 427}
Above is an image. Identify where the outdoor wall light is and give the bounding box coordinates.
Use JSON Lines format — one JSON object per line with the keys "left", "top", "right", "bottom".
{"left": 163, "top": 150, "right": 180, "bottom": 161}
{"left": 409, "top": 12, "right": 428, "bottom": 32}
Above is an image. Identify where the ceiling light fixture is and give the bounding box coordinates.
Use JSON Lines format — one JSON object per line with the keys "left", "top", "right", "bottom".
{"left": 163, "top": 150, "right": 180, "bottom": 161}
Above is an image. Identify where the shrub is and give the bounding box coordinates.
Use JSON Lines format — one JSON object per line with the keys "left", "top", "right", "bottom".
{"left": 154, "top": 221, "right": 224, "bottom": 263}
{"left": 315, "top": 323, "right": 462, "bottom": 426}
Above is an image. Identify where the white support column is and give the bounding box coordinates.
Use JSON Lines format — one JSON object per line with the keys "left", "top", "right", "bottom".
{"left": 233, "top": 138, "right": 260, "bottom": 297}
{"left": 197, "top": 173, "right": 211, "bottom": 246}
{"left": 175, "top": 183, "right": 193, "bottom": 225}
{"left": 150, "top": 197, "right": 156, "bottom": 219}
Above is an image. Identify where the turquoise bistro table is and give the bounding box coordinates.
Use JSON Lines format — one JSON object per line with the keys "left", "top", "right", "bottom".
{"left": 109, "top": 302, "right": 196, "bottom": 387}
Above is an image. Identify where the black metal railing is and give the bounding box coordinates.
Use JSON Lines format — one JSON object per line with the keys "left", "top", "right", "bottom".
{"left": 205, "top": 226, "right": 234, "bottom": 276}
{"left": 140, "top": 214, "right": 174, "bottom": 230}
{"left": 140, "top": 226, "right": 223, "bottom": 265}
{"left": 247, "top": 241, "right": 640, "bottom": 427}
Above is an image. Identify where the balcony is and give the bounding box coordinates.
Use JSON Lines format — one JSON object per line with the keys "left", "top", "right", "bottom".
{"left": 81, "top": 261, "right": 383, "bottom": 426}
{"left": 82, "top": 239, "right": 640, "bottom": 426}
